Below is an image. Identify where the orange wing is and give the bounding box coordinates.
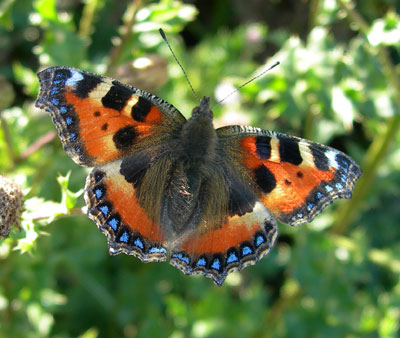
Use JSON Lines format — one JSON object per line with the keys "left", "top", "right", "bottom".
{"left": 170, "top": 202, "right": 277, "bottom": 285}
{"left": 217, "top": 125, "right": 362, "bottom": 225}
{"left": 36, "top": 66, "right": 186, "bottom": 166}
{"left": 85, "top": 159, "right": 167, "bottom": 262}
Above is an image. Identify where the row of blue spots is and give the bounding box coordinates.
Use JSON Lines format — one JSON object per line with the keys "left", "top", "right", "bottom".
{"left": 211, "top": 258, "right": 221, "bottom": 270}
{"left": 256, "top": 235, "right": 265, "bottom": 247}
{"left": 242, "top": 246, "right": 253, "bottom": 256}
{"left": 335, "top": 182, "right": 343, "bottom": 189}
{"left": 119, "top": 232, "right": 129, "bottom": 243}
{"left": 196, "top": 258, "right": 207, "bottom": 267}
{"left": 172, "top": 253, "right": 190, "bottom": 265}
{"left": 51, "top": 98, "right": 59, "bottom": 106}
{"left": 149, "top": 247, "right": 167, "bottom": 254}
{"left": 227, "top": 252, "right": 238, "bottom": 264}
{"left": 95, "top": 188, "right": 103, "bottom": 199}
{"left": 107, "top": 218, "right": 119, "bottom": 231}
{"left": 99, "top": 205, "right": 109, "bottom": 216}
{"left": 134, "top": 237, "right": 144, "bottom": 249}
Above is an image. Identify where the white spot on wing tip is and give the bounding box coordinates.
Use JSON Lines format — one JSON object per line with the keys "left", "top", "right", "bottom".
{"left": 325, "top": 150, "right": 339, "bottom": 169}
{"left": 65, "top": 70, "right": 84, "bottom": 87}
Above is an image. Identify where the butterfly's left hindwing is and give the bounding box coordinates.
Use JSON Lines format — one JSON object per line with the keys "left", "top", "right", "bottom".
{"left": 85, "top": 159, "right": 168, "bottom": 262}
{"left": 217, "top": 125, "right": 362, "bottom": 226}
{"left": 35, "top": 66, "right": 186, "bottom": 166}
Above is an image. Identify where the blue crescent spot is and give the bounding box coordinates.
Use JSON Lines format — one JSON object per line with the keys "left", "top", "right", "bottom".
{"left": 292, "top": 216, "right": 297, "bottom": 221}
{"left": 297, "top": 212, "right": 303, "bottom": 218}
{"left": 99, "top": 205, "right": 109, "bottom": 216}
{"left": 55, "top": 72, "right": 64, "bottom": 79}
{"left": 211, "top": 258, "right": 221, "bottom": 270}
{"left": 133, "top": 238, "right": 144, "bottom": 249}
{"left": 70, "top": 133, "right": 76, "bottom": 141}
{"left": 196, "top": 258, "right": 207, "bottom": 267}
{"left": 53, "top": 79, "right": 62, "bottom": 84}
{"left": 107, "top": 218, "right": 118, "bottom": 230}
{"left": 341, "top": 175, "right": 347, "bottom": 183}
{"left": 227, "top": 252, "right": 238, "bottom": 263}
{"left": 65, "top": 117, "right": 73, "bottom": 125}
{"left": 256, "top": 235, "right": 265, "bottom": 247}
{"left": 172, "top": 253, "right": 190, "bottom": 265}
{"left": 335, "top": 182, "right": 343, "bottom": 189}
{"left": 325, "top": 185, "right": 333, "bottom": 192}
{"left": 95, "top": 189, "right": 103, "bottom": 198}
{"left": 75, "top": 146, "right": 81, "bottom": 153}
{"left": 60, "top": 106, "right": 68, "bottom": 114}
{"left": 119, "top": 232, "right": 129, "bottom": 243}
{"left": 242, "top": 246, "right": 252, "bottom": 256}
{"left": 50, "top": 88, "right": 59, "bottom": 95}
{"left": 307, "top": 203, "right": 315, "bottom": 211}
{"left": 316, "top": 192, "right": 323, "bottom": 200}
{"left": 149, "top": 247, "right": 167, "bottom": 254}
{"left": 51, "top": 98, "right": 59, "bottom": 106}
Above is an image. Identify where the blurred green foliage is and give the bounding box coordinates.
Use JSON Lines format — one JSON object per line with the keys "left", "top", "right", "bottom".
{"left": 0, "top": 0, "right": 399, "bottom": 337}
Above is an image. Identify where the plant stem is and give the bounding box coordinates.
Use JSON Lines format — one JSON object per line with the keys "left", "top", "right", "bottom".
{"left": 78, "top": 0, "right": 102, "bottom": 39}
{"left": 107, "top": 0, "right": 143, "bottom": 73}
{"left": 0, "top": 115, "right": 17, "bottom": 170}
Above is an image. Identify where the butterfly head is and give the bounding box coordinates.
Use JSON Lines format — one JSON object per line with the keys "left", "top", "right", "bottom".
{"left": 191, "top": 96, "right": 213, "bottom": 120}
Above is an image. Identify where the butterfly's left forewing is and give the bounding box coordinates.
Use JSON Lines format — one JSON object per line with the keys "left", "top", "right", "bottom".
{"left": 35, "top": 66, "right": 186, "bottom": 166}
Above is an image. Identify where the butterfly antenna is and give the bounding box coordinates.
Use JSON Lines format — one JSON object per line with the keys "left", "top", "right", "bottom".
{"left": 159, "top": 28, "right": 200, "bottom": 104}
{"left": 217, "top": 61, "right": 280, "bottom": 105}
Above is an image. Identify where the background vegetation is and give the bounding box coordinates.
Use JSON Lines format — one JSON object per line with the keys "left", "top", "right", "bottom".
{"left": 0, "top": 0, "right": 399, "bottom": 337}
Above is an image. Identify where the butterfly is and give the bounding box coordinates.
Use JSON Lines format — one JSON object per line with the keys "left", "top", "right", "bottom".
{"left": 35, "top": 66, "right": 362, "bottom": 285}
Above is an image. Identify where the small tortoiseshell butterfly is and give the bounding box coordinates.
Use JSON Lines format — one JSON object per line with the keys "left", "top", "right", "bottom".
{"left": 35, "top": 66, "right": 362, "bottom": 285}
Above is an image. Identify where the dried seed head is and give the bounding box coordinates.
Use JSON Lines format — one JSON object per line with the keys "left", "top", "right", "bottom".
{"left": 0, "top": 176, "right": 23, "bottom": 238}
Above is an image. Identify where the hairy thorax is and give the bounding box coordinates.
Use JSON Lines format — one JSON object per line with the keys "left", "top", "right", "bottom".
{"left": 180, "top": 115, "right": 217, "bottom": 167}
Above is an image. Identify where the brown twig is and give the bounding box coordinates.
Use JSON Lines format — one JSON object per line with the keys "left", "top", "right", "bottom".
{"left": 19, "top": 131, "right": 57, "bottom": 161}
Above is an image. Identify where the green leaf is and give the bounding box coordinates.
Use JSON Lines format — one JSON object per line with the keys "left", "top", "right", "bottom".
{"left": 368, "top": 11, "right": 400, "bottom": 46}
{"left": 33, "top": 0, "right": 58, "bottom": 21}
{"left": 57, "top": 171, "right": 83, "bottom": 211}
